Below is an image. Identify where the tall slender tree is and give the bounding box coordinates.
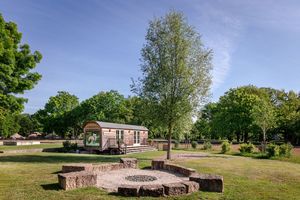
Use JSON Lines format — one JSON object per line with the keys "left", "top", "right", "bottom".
{"left": 132, "top": 11, "right": 213, "bottom": 159}
{"left": 0, "top": 14, "right": 42, "bottom": 113}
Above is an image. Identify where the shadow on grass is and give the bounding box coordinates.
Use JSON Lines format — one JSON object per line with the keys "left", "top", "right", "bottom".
{"left": 0, "top": 154, "right": 121, "bottom": 163}
{"left": 41, "top": 183, "right": 61, "bottom": 191}
{"left": 51, "top": 170, "right": 62, "bottom": 174}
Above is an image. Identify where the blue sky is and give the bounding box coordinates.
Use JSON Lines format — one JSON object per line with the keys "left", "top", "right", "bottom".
{"left": 1, "top": 0, "right": 300, "bottom": 114}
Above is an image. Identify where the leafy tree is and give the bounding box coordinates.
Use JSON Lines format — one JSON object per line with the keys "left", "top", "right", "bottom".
{"left": 17, "top": 113, "right": 40, "bottom": 136}
{"left": 36, "top": 91, "right": 79, "bottom": 137}
{"left": 76, "top": 90, "right": 133, "bottom": 123}
{"left": 0, "top": 108, "right": 20, "bottom": 138}
{"left": 191, "top": 103, "right": 217, "bottom": 140}
{"left": 132, "top": 11, "right": 213, "bottom": 159}
{"left": 0, "top": 14, "right": 42, "bottom": 113}
{"left": 273, "top": 90, "right": 300, "bottom": 144}
{"left": 251, "top": 97, "right": 276, "bottom": 151}
{"left": 211, "top": 86, "right": 264, "bottom": 142}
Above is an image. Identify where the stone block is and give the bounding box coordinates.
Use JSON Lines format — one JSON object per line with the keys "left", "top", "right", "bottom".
{"left": 62, "top": 163, "right": 93, "bottom": 173}
{"left": 151, "top": 159, "right": 165, "bottom": 170}
{"left": 118, "top": 185, "right": 140, "bottom": 196}
{"left": 139, "top": 184, "right": 164, "bottom": 197}
{"left": 189, "top": 173, "right": 223, "bottom": 192}
{"left": 181, "top": 181, "right": 199, "bottom": 193}
{"left": 163, "top": 183, "right": 186, "bottom": 196}
{"left": 120, "top": 158, "right": 138, "bottom": 169}
{"left": 92, "top": 163, "right": 123, "bottom": 172}
{"left": 58, "top": 173, "right": 77, "bottom": 190}
{"left": 163, "top": 163, "right": 196, "bottom": 177}
{"left": 58, "top": 171, "right": 97, "bottom": 190}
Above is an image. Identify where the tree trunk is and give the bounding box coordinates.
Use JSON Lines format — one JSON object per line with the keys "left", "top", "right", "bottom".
{"left": 236, "top": 132, "right": 240, "bottom": 143}
{"left": 244, "top": 132, "right": 248, "bottom": 143}
{"left": 167, "top": 123, "right": 173, "bottom": 160}
{"left": 262, "top": 128, "right": 266, "bottom": 152}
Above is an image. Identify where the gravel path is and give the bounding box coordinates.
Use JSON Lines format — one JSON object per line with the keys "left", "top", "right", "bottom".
{"left": 96, "top": 168, "right": 188, "bottom": 192}
{"left": 158, "top": 152, "right": 210, "bottom": 160}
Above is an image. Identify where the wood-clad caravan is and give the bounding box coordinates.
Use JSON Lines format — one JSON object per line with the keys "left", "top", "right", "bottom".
{"left": 83, "top": 121, "right": 149, "bottom": 153}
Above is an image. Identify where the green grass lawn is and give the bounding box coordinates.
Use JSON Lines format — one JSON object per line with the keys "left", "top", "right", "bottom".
{"left": 0, "top": 150, "right": 299, "bottom": 200}
{"left": 0, "top": 143, "right": 63, "bottom": 151}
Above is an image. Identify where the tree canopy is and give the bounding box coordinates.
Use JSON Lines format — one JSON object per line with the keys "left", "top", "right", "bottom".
{"left": 132, "top": 11, "right": 213, "bottom": 159}
{"left": 0, "top": 14, "right": 42, "bottom": 113}
{"left": 193, "top": 85, "right": 300, "bottom": 145}
{"left": 0, "top": 14, "right": 42, "bottom": 137}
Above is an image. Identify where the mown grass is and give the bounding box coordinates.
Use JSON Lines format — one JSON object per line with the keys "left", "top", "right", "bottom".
{"left": 0, "top": 143, "right": 63, "bottom": 151}
{"left": 0, "top": 150, "right": 299, "bottom": 200}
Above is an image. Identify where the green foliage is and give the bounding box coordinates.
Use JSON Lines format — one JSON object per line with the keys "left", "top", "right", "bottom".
{"left": 0, "top": 108, "right": 20, "bottom": 137}
{"left": 174, "top": 140, "right": 180, "bottom": 148}
{"left": 203, "top": 140, "right": 212, "bottom": 150}
{"left": 132, "top": 11, "right": 212, "bottom": 159}
{"left": 266, "top": 143, "right": 280, "bottom": 157}
{"left": 251, "top": 97, "right": 276, "bottom": 147}
{"left": 147, "top": 138, "right": 153, "bottom": 145}
{"left": 17, "top": 114, "right": 41, "bottom": 136}
{"left": 0, "top": 14, "right": 42, "bottom": 114}
{"left": 35, "top": 91, "right": 79, "bottom": 137}
{"left": 279, "top": 143, "right": 293, "bottom": 157}
{"left": 74, "top": 90, "right": 132, "bottom": 123}
{"left": 62, "top": 140, "right": 78, "bottom": 152}
{"left": 221, "top": 140, "right": 231, "bottom": 154}
{"left": 239, "top": 143, "right": 256, "bottom": 154}
{"left": 191, "top": 141, "right": 198, "bottom": 149}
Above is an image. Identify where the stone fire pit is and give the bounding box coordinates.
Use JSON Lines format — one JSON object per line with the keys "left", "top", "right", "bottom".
{"left": 57, "top": 158, "right": 224, "bottom": 197}
{"left": 125, "top": 175, "right": 157, "bottom": 182}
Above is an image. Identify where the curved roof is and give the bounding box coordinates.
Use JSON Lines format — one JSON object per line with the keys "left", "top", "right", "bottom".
{"left": 91, "top": 121, "right": 148, "bottom": 131}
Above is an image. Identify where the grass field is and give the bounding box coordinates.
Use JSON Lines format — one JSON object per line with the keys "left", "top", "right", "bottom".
{"left": 0, "top": 150, "right": 300, "bottom": 200}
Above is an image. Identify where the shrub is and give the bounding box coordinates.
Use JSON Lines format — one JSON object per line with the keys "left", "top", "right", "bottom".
{"left": 203, "top": 140, "right": 212, "bottom": 150}
{"left": 147, "top": 138, "right": 153, "bottom": 145}
{"left": 279, "top": 143, "right": 293, "bottom": 157}
{"left": 191, "top": 141, "right": 198, "bottom": 149}
{"left": 239, "top": 143, "right": 255, "bottom": 154}
{"left": 221, "top": 140, "right": 231, "bottom": 154}
{"left": 63, "top": 140, "right": 77, "bottom": 152}
{"left": 266, "top": 143, "right": 280, "bottom": 157}
{"left": 174, "top": 140, "right": 179, "bottom": 149}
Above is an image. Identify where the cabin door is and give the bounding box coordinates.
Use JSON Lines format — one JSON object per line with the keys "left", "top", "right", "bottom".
{"left": 133, "top": 131, "right": 140, "bottom": 146}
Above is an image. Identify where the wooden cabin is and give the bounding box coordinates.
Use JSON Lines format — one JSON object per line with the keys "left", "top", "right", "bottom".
{"left": 83, "top": 121, "right": 149, "bottom": 153}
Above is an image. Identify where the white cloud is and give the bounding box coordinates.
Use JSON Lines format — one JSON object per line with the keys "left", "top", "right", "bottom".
{"left": 190, "top": 2, "right": 243, "bottom": 91}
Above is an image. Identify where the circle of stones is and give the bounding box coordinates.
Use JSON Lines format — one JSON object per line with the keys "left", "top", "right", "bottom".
{"left": 125, "top": 175, "right": 157, "bottom": 182}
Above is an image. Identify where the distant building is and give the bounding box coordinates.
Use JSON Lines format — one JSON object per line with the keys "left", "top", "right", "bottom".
{"left": 83, "top": 121, "right": 148, "bottom": 152}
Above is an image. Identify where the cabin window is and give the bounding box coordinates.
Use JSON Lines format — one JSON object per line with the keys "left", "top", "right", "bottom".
{"left": 134, "top": 130, "right": 140, "bottom": 144}
{"left": 116, "top": 130, "right": 124, "bottom": 141}
{"left": 85, "top": 130, "right": 100, "bottom": 147}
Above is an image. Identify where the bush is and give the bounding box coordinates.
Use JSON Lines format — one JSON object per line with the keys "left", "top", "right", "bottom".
{"left": 221, "top": 140, "right": 231, "bottom": 154}
{"left": 203, "top": 140, "right": 212, "bottom": 150}
{"left": 266, "top": 143, "right": 280, "bottom": 157}
{"left": 174, "top": 140, "right": 179, "bottom": 149}
{"left": 191, "top": 141, "right": 198, "bottom": 149}
{"left": 147, "top": 138, "right": 153, "bottom": 145}
{"left": 239, "top": 143, "right": 255, "bottom": 154}
{"left": 279, "top": 143, "right": 293, "bottom": 157}
{"left": 63, "top": 140, "right": 78, "bottom": 152}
